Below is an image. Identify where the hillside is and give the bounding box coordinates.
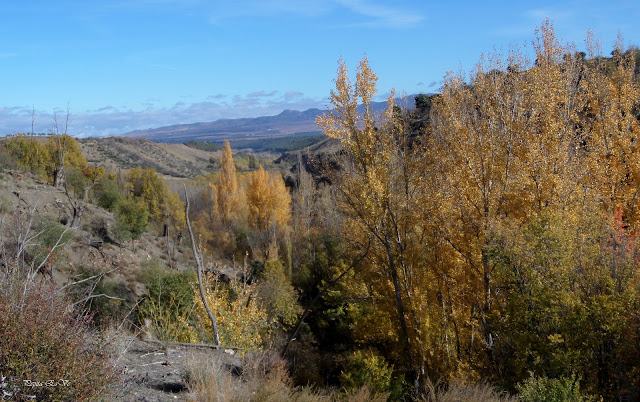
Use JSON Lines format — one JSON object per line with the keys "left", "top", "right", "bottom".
{"left": 78, "top": 134, "right": 339, "bottom": 180}
{"left": 79, "top": 136, "right": 217, "bottom": 177}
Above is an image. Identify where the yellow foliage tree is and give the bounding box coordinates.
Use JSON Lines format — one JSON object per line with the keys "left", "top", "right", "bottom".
{"left": 317, "top": 56, "right": 445, "bottom": 385}
{"left": 192, "top": 274, "right": 269, "bottom": 351}
{"left": 45, "top": 134, "right": 87, "bottom": 187}
{"left": 5, "top": 134, "right": 49, "bottom": 175}
{"left": 245, "top": 165, "right": 291, "bottom": 232}
{"left": 125, "top": 166, "right": 185, "bottom": 232}
{"left": 217, "top": 140, "right": 238, "bottom": 225}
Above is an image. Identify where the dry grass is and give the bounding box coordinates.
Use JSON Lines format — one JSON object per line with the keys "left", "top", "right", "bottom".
{"left": 184, "top": 350, "right": 390, "bottom": 402}
{"left": 422, "top": 378, "right": 516, "bottom": 402}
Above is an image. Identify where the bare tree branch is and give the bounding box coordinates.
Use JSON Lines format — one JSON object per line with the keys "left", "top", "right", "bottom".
{"left": 184, "top": 184, "right": 220, "bottom": 345}
{"left": 59, "top": 267, "right": 120, "bottom": 292}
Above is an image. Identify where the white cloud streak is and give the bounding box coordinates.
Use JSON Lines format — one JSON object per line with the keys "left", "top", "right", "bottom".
{"left": 209, "top": 0, "right": 423, "bottom": 28}
{"left": 0, "top": 92, "right": 327, "bottom": 138}
{"left": 335, "top": 0, "right": 423, "bottom": 28}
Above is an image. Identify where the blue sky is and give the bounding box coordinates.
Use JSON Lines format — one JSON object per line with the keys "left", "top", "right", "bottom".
{"left": 1, "top": 0, "right": 639, "bottom": 137}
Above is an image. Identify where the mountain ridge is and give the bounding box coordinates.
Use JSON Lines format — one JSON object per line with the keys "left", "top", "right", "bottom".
{"left": 121, "top": 96, "right": 419, "bottom": 143}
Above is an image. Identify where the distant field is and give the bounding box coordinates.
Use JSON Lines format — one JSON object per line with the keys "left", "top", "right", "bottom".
{"left": 185, "top": 132, "right": 326, "bottom": 153}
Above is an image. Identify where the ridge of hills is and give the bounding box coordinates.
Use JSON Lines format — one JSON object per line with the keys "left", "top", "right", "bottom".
{"left": 121, "top": 95, "right": 419, "bottom": 144}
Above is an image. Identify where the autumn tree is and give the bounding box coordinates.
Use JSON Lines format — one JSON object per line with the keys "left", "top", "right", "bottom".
{"left": 4, "top": 134, "right": 49, "bottom": 175}
{"left": 217, "top": 140, "right": 238, "bottom": 225}
{"left": 317, "top": 56, "right": 446, "bottom": 391}
{"left": 47, "top": 108, "right": 87, "bottom": 187}
{"left": 486, "top": 207, "right": 640, "bottom": 399}
{"left": 427, "top": 21, "right": 603, "bottom": 371}
{"left": 125, "top": 166, "right": 185, "bottom": 234}
{"left": 245, "top": 165, "right": 291, "bottom": 259}
{"left": 292, "top": 153, "right": 316, "bottom": 239}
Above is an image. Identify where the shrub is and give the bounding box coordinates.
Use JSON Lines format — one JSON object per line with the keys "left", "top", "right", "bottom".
{"left": 257, "top": 260, "right": 302, "bottom": 328}
{"left": 423, "top": 378, "right": 516, "bottom": 402}
{"left": 517, "top": 373, "right": 594, "bottom": 402}
{"left": 0, "top": 281, "right": 115, "bottom": 400}
{"left": 185, "top": 350, "right": 332, "bottom": 402}
{"left": 69, "top": 266, "right": 135, "bottom": 327}
{"left": 192, "top": 274, "right": 270, "bottom": 350}
{"left": 339, "top": 349, "right": 394, "bottom": 396}
{"left": 94, "top": 176, "right": 124, "bottom": 211}
{"left": 139, "top": 262, "right": 196, "bottom": 315}
{"left": 66, "top": 166, "right": 88, "bottom": 199}
{"left": 113, "top": 197, "right": 149, "bottom": 245}
{"left": 137, "top": 263, "right": 198, "bottom": 342}
{"left": 29, "top": 216, "right": 74, "bottom": 270}
{"left": 0, "top": 146, "right": 17, "bottom": 171}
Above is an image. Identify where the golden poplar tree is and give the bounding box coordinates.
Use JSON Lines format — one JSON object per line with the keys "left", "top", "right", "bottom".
{"left": 245, "top": 165, "right": 290, "bottom": 232}
{"left": 217, "top": 140, "right": 237, "bottom": 225}
{"left": 317, "top": 56, "right": 448, "bottom": 385}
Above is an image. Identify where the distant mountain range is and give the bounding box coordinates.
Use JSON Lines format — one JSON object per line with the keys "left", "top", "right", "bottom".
{"left": 122, "top": 96, "right": 419, "bottom": 143}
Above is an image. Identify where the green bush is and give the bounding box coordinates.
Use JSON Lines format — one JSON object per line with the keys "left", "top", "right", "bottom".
{"left": 30, "top": 216, "right": 74, "bottom": 269}
{"left": 139, "top": 261, "right": 196, "bottom": 314}
{"left": 69, "top": 266, "right": 135, "bottom": 326}
{"left": 257, "top": 260, "right": 302, "bottom": 328}
{"left": 339, "top": 349, "right": 395, "bottom": 396}
{"left": 66, "top": 166, "right": 88, "bottom": 198}
{"left": 517, "top": 373, "right": 594, "bottom": 402}
{"left": 94, "top": 176, "right": 124, "bottom": 211}
{"left": 137, "top": 263, "right": 197, "bottom": 341}
{"left": 113, "top": 197, "right": 149, "bottom": 245}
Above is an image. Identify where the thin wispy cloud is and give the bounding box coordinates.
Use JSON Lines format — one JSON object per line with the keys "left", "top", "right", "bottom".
{"left": 247, "top": 90, "right": 279, "bottom": 98}
{"left": 285, "top": 91, "right": 304, "bottom": 101}
{"left": 335, "top": 0, "right": 423, "bottom": 28}
{"left": 526, "top": 7, "right": 575, "bottom": 23}
{"left": 208, "top": 0, "right": 423, "bottom": 28}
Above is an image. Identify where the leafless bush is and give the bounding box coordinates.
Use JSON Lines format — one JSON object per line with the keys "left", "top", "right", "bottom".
{"left": 0, "top": 203, "right": 118, "bottom": 400}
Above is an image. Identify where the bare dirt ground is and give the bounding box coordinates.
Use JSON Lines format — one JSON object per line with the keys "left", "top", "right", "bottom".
{"left": 111, "top": 336, "right": 241, "bottom": 401}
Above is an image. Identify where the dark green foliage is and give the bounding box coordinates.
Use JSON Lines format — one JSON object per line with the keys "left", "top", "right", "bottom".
{"left": 257, "top": 260, "right": 301, "bottom": 327}
{"left": 517, "top": 374, "right": 594, "bottom": 402}
{"left": 138, "top": 261, "right": 196, "bottom": 319}
{"left": 65, "top": 166, "right": 88, "bottom": 198}
{"left": 414, "top": 93, "right": 432, "bottom": 113}
{"left": 184, "top": 141, "right": 223, "bottom": 152}
{"left": 30, "top": 216, "right": 74, "bottom": 268}
{"left": 229, "top": 134, "right": 325, "bottom": 152}
{"left": 113, "top": 197, "right": 149, "bottom": 244}
{"left": 94, "top": 176, "right": 124, "bottom": 211}
{"left": 284, "top": 235, "right": 359, "bottom": 386}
